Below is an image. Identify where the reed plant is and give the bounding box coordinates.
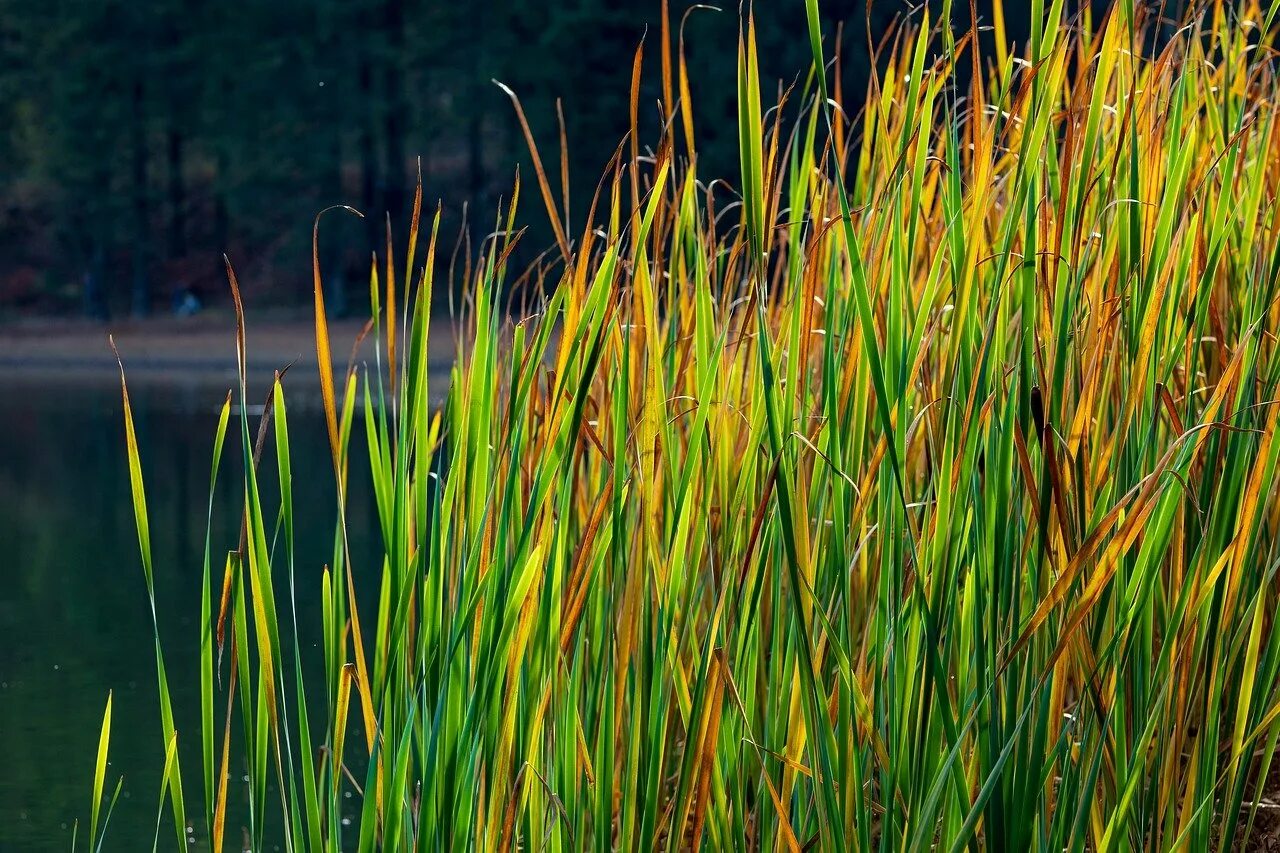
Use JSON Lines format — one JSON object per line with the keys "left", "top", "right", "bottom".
{"left": 90, "top": 0, "right": 1280, "bottom": 848}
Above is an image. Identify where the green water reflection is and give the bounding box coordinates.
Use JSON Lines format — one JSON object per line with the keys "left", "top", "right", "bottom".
{"left": 0, "top": 378, "right": 384, "bottom": 850}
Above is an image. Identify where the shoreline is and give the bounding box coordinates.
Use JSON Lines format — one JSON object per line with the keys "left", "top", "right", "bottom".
{"left": 0, "top": 314, "right": 459, "bottom": 387}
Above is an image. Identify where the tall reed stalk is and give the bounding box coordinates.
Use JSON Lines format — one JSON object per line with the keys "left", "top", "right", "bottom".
{"left": 94, "top": 0, "right": 1280, "bottom": 848}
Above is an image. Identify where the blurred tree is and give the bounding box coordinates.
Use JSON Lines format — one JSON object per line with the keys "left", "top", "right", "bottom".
{"left": 0, "top": 0, "right": 1046, "bottom": 317}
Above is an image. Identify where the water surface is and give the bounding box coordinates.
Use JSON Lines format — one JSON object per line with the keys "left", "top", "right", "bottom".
{"left": 0, "top": 375, "right": 388, "bottom": 850}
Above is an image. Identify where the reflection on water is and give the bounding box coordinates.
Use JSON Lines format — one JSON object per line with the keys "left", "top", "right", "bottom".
{"left": 0, "top": 377, "right": 383, "bottom": 850}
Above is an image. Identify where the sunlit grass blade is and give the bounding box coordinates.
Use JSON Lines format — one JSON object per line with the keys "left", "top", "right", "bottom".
{"left": 88, "top": 691, "right": 111, "bottom": 852}
{"left": 98, "top": 3, "right": 1280, "bottom": 850}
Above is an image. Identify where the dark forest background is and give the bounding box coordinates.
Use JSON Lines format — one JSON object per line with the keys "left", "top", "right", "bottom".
{"left": 0, "top": 0, "right": 1065, "bottom": 319}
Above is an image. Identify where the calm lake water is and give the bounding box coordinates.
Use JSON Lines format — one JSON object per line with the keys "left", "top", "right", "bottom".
{"left": 0, "top": 375, "right": 394, "bottom": 851}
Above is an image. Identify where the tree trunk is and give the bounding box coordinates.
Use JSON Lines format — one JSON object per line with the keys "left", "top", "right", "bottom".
{"left": 359, "top": 51, "right": 379, "bottom": 261}
{"left": 467, "top": 92, "right": 484, "bottom": 204}
{"left": 83, "top": 239, "right": 108, "bottom": 321}
{"left": 317, "top": 0, "right": 348, "bottom": 317}
{"left": 382, "top": 0, "right": 406, "bottom": 225}
{"left": 466, "top": 2, "right": 489, "bottom": 209}
{"left": 167, "top": 126, "right": 185, "bottom": 259}
{"left": 213, "top": 148, "right": 229, "bottom": 258}
{"left": 326, "top": 135, "right": 349, "bottom": 318}
{"left": 130, "top": 78, "right": 150, "bottom": 318}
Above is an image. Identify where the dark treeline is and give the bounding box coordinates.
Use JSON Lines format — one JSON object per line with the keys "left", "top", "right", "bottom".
{"left": 0, "top": 0, "right": 1072, "bottom": 318}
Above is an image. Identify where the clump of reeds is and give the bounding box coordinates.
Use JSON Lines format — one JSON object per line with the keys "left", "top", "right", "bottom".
{"left": 89, "top": 0, "right": 1280, "bottom": 849}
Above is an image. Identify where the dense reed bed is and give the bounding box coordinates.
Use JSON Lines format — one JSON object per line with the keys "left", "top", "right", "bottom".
{"left": 89, "top": 0, "right": 1280, "bottom": 849}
